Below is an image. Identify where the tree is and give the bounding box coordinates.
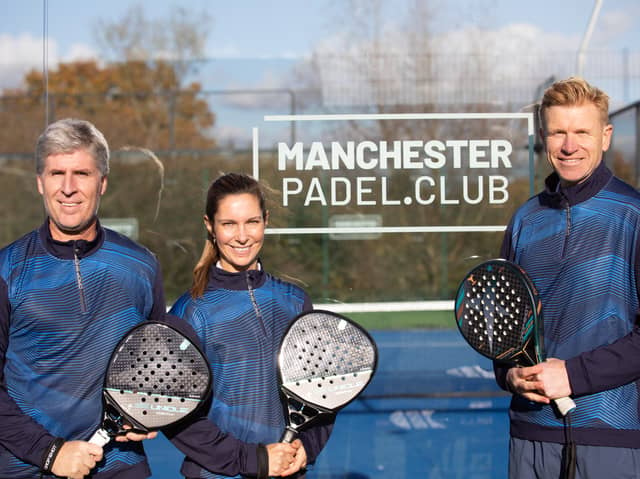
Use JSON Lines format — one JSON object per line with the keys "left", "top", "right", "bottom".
{"left": 0, "top": 59, "right": 215, "bottom": 154}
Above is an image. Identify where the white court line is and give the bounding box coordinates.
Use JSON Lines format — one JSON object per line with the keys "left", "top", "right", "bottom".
{"left": 315, "top": 300, "right": 455, "bottom": 312}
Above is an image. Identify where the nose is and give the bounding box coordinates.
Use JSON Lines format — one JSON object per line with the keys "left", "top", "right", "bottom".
{"left": 236, "top": 224, "right": 249, "bottom": 242}
{"left": 561, "top": 133, "right": 578, "bottom": 155}
{"left": 61, "top": 172, "right": 77, "bottom": 196}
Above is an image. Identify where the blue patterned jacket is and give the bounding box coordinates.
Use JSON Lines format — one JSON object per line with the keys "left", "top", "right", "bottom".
{"left": 168, "top": 264, "right": 333, "bottom": 479}
{"left": 0, "top": 220, "right": 165, "bottom": 478}
{"left": 495, "top": 162, "right": 640, "bottom": 447}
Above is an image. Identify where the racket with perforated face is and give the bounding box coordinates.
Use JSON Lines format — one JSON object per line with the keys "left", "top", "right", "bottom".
{"left": 454, "top": 259, "right": 575, "bottom": 416}
{"left": 88, "top": 321, "right": 211, "bottom": 446}
{"left": 277, "top": 310, "right": 377, "bottom": 442}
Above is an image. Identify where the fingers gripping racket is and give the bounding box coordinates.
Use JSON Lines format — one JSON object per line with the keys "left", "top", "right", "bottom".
{"left": 277, "top": 310, "right": 378, "bottom": 443}
{"left": 89, "top": 321, "right": 211, "bottom": 446}
{"left": 454, "top": 259, "right": 576, "bottom": 416}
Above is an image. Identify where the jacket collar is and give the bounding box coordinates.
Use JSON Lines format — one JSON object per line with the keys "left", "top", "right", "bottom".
{"left": 208, "top": 260, "right": 267, "bottom": 291}
{"left": 38, "top": 218, "right": 105, "bottom": 260}
{"left": 539, "top": 161, "right": 612, "bottom": 209}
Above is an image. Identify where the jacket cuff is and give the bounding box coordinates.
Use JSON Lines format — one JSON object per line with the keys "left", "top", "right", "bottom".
{"left": 41, "top": 437, "right": 65, "bottom": 474}
{"left": 256, "top": 443, "right": 268, "bottom": 479}
{"left": 565, "top": 355, "right": 589, "bottom": 396}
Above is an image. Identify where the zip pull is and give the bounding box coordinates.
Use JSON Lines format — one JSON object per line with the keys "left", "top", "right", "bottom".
{"left": 73, "top": 245, "right": 88, "bottom": 313}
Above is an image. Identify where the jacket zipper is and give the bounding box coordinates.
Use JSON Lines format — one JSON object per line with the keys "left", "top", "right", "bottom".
{"left": 561, "top": 204, "right": 571, "bottom": 259}
{"left": 73, "top": 244, "right": 88, "bottom": 313}
{"left": 246, "top": 272, "right": 268, "bottom": 337}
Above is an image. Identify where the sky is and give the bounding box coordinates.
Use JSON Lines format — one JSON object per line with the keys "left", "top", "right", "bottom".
{"left": 3, "top": 0, "right": 640, "bottom": 82}
{"left": 2, "top": 0, "right": 640, "bottom": 142}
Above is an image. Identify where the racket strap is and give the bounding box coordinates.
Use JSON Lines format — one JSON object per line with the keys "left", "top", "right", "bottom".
{"left": 560, "top": 414, "right": 576, "bottom": 479}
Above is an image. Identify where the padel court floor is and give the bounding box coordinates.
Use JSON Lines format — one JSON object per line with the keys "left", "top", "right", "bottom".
{"left": 147, "top": 329, "right": 511, "bottom": 478}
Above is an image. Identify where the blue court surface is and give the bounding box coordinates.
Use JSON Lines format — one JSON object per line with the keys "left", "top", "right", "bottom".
{"left": 146, "top": 330, "right": 510, "bottom": 478}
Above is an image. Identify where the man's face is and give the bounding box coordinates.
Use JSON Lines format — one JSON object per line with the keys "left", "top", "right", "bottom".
{"left": 37, "top": 149, "right": 107, "bottom": 241}
{"left": 542, "top": 103, "right": 613, "bottom": 186}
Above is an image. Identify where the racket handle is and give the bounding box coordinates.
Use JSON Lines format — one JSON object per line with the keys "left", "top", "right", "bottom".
{"left": 553, "top": 396, "right": 576, "bottom": 416}
{"left": 89, "top": 428, "right": 111, "bottom": 446}
{"left": 280, "top": 427, "right": 298, "bottom": 443}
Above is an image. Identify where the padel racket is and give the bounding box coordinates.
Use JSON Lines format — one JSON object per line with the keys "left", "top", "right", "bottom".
{"left": 454, "top": 259, "right": 575, "bottom": 416}
{"left": 277, "top": 310, "right": 377, "bottom": 442}
{"left": 88, "top": 321, "right": 211, "bottom": 446}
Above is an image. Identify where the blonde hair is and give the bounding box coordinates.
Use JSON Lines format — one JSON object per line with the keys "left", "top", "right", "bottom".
{"left": 539, "top": 76, "right": 610, "bottom": 129}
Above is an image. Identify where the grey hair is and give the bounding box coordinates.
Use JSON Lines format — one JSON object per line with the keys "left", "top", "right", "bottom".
{"left": 35, "top": 118, "right": 110, "bottom": 176}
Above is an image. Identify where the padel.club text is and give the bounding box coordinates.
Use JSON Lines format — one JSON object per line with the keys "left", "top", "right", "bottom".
{"left": 277, "top": 139, "right": 513, "bottom": 206}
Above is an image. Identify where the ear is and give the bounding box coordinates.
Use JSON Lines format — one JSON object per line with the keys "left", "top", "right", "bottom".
{"left": 36, "top": 175, "right": 44, "bottom": 196}
{"left": 602, "top": 124, "right": 613, "bottom": 152}
{"left": 100, "top": 175, "right": 108, "bottom": 195}
{"left": 203, "top": 215, "right": 214, "bottom": 237}
{"left": 264, "top": 210, "right": 269, "bottom": 226}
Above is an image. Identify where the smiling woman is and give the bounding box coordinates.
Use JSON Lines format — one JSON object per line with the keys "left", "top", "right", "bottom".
{"left": 165, "top": 172, "right": 334, "bottom": 479}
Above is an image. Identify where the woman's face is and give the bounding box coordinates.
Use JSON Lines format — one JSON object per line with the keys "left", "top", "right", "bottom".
{"left": 205, "top": 192, "right": 267, "bottom": 272}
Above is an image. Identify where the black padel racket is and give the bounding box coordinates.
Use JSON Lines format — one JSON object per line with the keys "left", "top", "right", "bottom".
{"left": 454, "top": 259, "right": 575, "bottom": 416}
{"left": 277, "top": 310, "right": 377, "bottom": 442}
{"left": 89, "top": 321, "right": 211, "bottom": 446}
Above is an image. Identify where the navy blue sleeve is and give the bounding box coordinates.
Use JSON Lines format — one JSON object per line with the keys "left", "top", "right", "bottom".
{"left": 298, "top": 416, "right": 334, "bottom": 464}
{"left": 564, "top": 224, "right": 640, "bottom": 396}
{"left": 566, "top": 325, "right": 640, "bottom": 396}
{"left": 0, "top": 278, "right": 58, "bottom": 469}
{"left": 163, "top": 414, "right": 260, "bottom": 476}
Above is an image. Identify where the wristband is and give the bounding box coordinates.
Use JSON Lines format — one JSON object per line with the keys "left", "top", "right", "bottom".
{"left": 41, "top": 437, "right": 65, "bottom": 475}
{"left": 256, "top": 443, "right": 268, "bottom": 479}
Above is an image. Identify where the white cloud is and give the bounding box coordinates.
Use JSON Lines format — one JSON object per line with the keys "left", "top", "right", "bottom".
{"left": 0, "top": 33, "right": 98, "bottom": 90}
{"left": 0, "top": 33, "right": 54, "bottom": 89}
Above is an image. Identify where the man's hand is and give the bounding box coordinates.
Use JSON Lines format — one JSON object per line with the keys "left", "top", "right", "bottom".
{"left": 506, "top": 364, "right": 550, "bottom": 403}
{"left": 51, "top": 440, "right": 103, "bottom": 479}
{"left": 536, "top": 358, "right": 572, "bottom": 399}
{"left": 506, "top": 359, "right": 572, "bottom": 403}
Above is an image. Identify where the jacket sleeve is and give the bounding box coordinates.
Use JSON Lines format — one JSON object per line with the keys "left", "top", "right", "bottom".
{"left": 298, "top": 415, "right": 335, "bottom": 464}
{"left": 565, "top": 325, "right": 640, "bottom": 396}
{"left": 163, "top": 414, "right": 262, "bottom": 477}
{"left": 0, "top": 278, "right": 60, "bottom": 469}
{"left": 564, "top": 226, "right": 640, "bottom": 396}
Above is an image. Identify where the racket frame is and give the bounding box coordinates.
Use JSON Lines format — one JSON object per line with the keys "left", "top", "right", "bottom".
{"left": 277, "top": 309, "right": 378, "bottom": 441}
{"left": 455, "top": 259, "right": 575, "bottom": 416}
{"left": 91, "top": 321, "right": 211, "bottom": 444}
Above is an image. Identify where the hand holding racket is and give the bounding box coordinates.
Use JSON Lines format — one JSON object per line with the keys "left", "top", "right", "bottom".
{"left": 88, "top": 321, "right": 211, "bottom": 446}
{"left": 277, "top": 310, "right": 377, "bottom": 442}
{"left": 454, "top": 259, "right": 576, "bottom": 416}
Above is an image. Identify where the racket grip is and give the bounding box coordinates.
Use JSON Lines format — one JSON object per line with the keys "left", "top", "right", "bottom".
{"left": 280, "top": 427, "right": 298, "bottom": 443}
{"left": 89, "top": 428, "right": 111, "bottom": 446}
{"left": 553, "top": 396, "right": 576, "bottom": 416}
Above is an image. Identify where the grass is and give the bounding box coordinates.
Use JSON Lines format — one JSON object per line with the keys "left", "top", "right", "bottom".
{"left": 347, "top": 310, "right": 455, "bottom": 330}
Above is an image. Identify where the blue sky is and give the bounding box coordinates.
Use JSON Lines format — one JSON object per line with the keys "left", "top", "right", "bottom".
{"left": 3, "top": 1, "right": 639, "bottom": 143}
{"left": 4, "top": 0, "right": 639, "bottom": 77}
